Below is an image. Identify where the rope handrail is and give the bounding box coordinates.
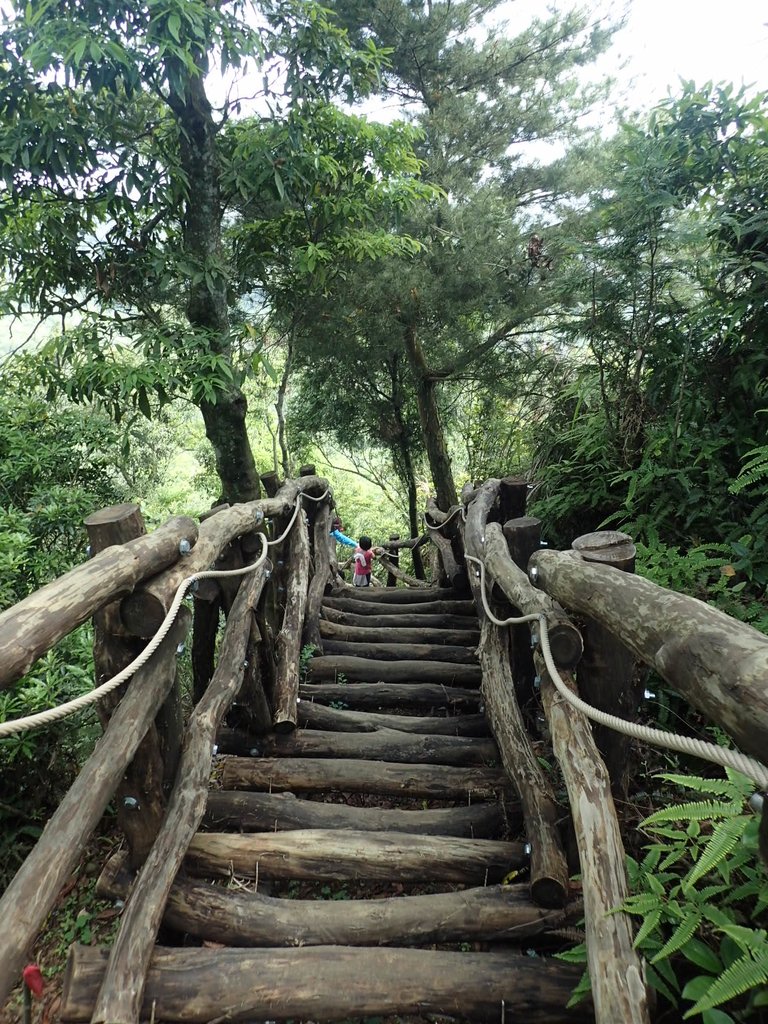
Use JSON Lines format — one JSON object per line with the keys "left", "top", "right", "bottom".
{"left": 0, "top": 486, "right": 331, "bottom": 739}
{"left": 464, "top": 553, "right": 768, "bottom": 791}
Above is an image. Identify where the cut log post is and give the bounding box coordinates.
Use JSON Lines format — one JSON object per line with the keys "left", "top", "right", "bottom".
{"left": 299, "top": 463, "right": 316, "bottom": 476}
{"left": 62, "top": 945, "right": 590, "bottom": 1024}
{"left": 302, "top": 501, "right": 331, "bottom": 651}
{"left": 531, "top": 547, "right": 768, "bottom": 761}
{"left": 229, "top": 725, "right": 499, "bottom": 767}
{"left": 89, "top": 565, "right": 269, "bottom": 1024}
{"left": 479, "top": 621, "right": 569, "bottom": 908}
{"left": 203, "top": 790, "right": 506, "bottom": 837}
{"left": 305, "top": 655, "right": 482, "bottom": 686}
{"left": 498, "top": 475, "right": 529, "bottom": 522}
{"left": 120, "top": 477, "right": 327, "bottom": 637}
{"left": 0, "top": 515, "right": 197, "bottom": 689}
{"left": 97, "top": 876, "right": 566, "bottom": 948}
{"left": 84, "top": 504, "right": 168, "bottom": 869}
{"left": 186, "top": 830, "right": 526, "bottom": 883}
{"left": 319, "top": 618, "right": 480, "bottom": 646}
{"left": 0, "top": 610, "right": 190, "bottom": 1008}
{"left": 571, "top": 531, "right": 639, "bottom": 799}
{"left": 297, "top": 699, "right": 489, "bottom": 736}
{"left": 484, "top": 524, "right": 583, "bottom": 668}
{"left": 272, "top": 508, "right": 310, "bottom": 732}
{"left": 219, "top": 756, "right": 512, "bottom": 800}
{"left": 299, "top": 681, "right": 482, "bottom": 710}
{"left": 461, "top": 478, "right": 502, "bottom": 620}
{"left": 504, "top": 516, "right": 543, "bottom": 711}
{"left": 259, "top": 471, "right": 280, "bottom": 496}
{"left": 537, "top": 657, "right": 650, "bottom": 1024}
{"left": 319, "top": 639, "right": 478, "bottom": 664}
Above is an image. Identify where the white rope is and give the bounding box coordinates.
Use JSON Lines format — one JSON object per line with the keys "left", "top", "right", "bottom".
{"left": 0, "top": 486, "right": 331, "bottom": 739}
{"left": 464, "top": 553, "right": 768, "bottom": 791}
{"left": 423, "top": 504, "right": 464, "bottom": 531}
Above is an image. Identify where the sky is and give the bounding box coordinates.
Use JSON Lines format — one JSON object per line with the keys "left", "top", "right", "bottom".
{"left": 506, "top": 0, "right": 768, "bottom": 114}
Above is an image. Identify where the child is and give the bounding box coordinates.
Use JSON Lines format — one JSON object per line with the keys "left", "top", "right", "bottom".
{"left": 330, "top": 516, "right": 356, "bottom": 549}
{"left": 352, "top": 536, "right": 374, "bottom": 587}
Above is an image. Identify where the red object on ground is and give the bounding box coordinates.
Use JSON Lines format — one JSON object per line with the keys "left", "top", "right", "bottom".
{"left": 22, "top": 964, "right": 44, "bottom": 998}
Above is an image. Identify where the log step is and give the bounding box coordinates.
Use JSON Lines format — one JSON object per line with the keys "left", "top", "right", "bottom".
{"left": 203, "top": 790, "right": 508, "bottom": 837}
{"left": 219, "top": 756, "right": 512, "bottom": 799}
{"left": 298, "top": 700, "right": 490, "bottom": 735}
{"left": 320, "top": 639, "right": 478, "bottom": 663}
{"left": 320, "top": 619, "right": 481, "bottom": 645}
{"left": 62, "top": 944, "right": 590, "bottom": 1023}
{"left": 306, "top": 654, "right": 482, "bottom": 685}
{"left": 97, "top": 876, "right": 566, "bottom": 947}
{"left": 300, "top": 681, "right": 482, "bottom": 708}
{"left": 321, "top": 605, "right": 480, "bottom": 630}
{"left": 226, "top": 726, "right": 499, "bottom": 767}
{"left": 323, "top": 597, "right": 477, "bottom": 616}
{"left": 328, "top": 586, "right": 461, "bottom": 603}
{"left": 186, "top": 830, "right": 526, "bottom": 882}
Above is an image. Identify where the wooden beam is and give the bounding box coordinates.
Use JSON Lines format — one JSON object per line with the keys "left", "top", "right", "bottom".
{"left": 305, "top": 655, "right": 482, "bottom": 686}
{"left": 320, "top": 639, "right": 478, "bottom": 664}
{"left": 321, "top": 605, "right": 478, "bottom": 630}
{"left": 225, "top": 725, "right": 499, "bottom": 767}
{"left": 120, "top": 477, "right": 327, "bottom": 637}
{"left": 299, "top": 681, "right": 481, "bottom": 709}
{"left": 98, "top": 876, "right": 566, "bottom": 948}
{"left": 272, "top": 509, "right": 310, "bottom": 731}
{"left": 203, "top": 790, "right": 506, "bottom": 837}
{"left": 319, "top": 618, "right": 480, "bottom": 646}
{"left": 302, "top": 501, "right": 332, "bottom": 651}
{"left": 0, "top": 515, "right": 196, "bottom": 689}
{"left": 298, "top": 699, "right": 489, "bottom": 736}
{"left": 62, "top": 944, "right": 590, "bottom": 1024}
{"left": 186, "top": 830, "right": 526, "bottom": 883}
{"left": 532, "top": 547, "right": 768, "bottom": 761}
{"left": 323, "top": 596, "right": 476, "bottom": 616}
{"left": 538, "top": 658, "right": 650, "bottom": 1024}
{"left": 219, "top": 756, "right": 511, "bottom": 800}
{"left": 0, "top": 610, "right": 189, "bottom": 1008}
{"left": 90, "top": 567, "right": 269, "bottom": 1024}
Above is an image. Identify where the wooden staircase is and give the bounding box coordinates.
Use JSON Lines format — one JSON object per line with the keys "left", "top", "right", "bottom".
{"left": 64, "top": 584, "right": 589, "bottom": 1023}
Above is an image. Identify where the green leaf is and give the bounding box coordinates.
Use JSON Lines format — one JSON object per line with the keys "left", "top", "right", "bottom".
{"left": 168, "top": 13, "right": 181, "bottom": 43}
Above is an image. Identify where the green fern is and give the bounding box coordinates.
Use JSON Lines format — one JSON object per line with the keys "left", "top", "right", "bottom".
{"left": 652, "top": 910, "right": 703, "bottom": 963}
{"left": 685, "top": 946, "right": 768, "bottom": 1017}
{"left": 684, "top": 817, "right": 749, "bottom": 890}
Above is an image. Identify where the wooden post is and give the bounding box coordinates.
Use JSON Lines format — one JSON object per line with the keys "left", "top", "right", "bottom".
{"left": 0, "top": 610, "right": 190, "bottom": 1008}
{"left": 299, "top": 463, "right": 316, "bottom": 476}
{"left": 572, "top": 531, "right": 638, "bottom": 800}
{"left": 83, "top": 504, "right": 167, "bottom": 869}
{"left": 530, "top": 548, "right": 768, "bottom": 762}
{"left": 259, "top": 471, "right": 280, "bottom": 497}
{"left": 229, "top": 617, "right": 273, "bottom": 734}
{"left": 90, "top": 568, "right": 268, "bottom": 1024}
{"left": 504, "top": 516, "right": 543, "bottom": 716}
{"left": 537, "top": 658, "right": 650, "bottom": 1024}
{"left": 0, "top": 514, "right": 197, "bottom": 689}
{"left": 272, "top": 508, "right": 311, "bottom": 731}
{"left": 498, "top": 476, "right": 529, "bottom": 522}
{"left": 302, "top": 501, "right": 332, "bottom": 651}
{"left": 385, "top": 534, "right": 400, "bottom": 587}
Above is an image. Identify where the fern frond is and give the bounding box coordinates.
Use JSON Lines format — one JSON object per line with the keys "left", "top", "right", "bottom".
{"left": 651, "top": 910, "right": 703, "bottom": 963}
{"left": 621, "top": 893, "right": 664, "bottom": 916}
{"left": 642, "top": 800, "right": 735, "bottom": 828}
{"left": 633, "top": 909, "right": 662, "bottom": 948}
{"left": 657, "top": 773, "right": 743, "bottom": 798}
{"left": 684, "top": 816, "right": 748, "bottom": 889}
{"left": 685, "top": 947, "right": 768, "bottom": 1017}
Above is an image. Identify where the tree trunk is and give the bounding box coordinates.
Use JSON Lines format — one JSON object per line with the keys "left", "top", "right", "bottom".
{"left": 169, "top": 65, "right": 260, "bottom": 503}
{"left": 401, "top": 320, "right": 458, "bottom": 508}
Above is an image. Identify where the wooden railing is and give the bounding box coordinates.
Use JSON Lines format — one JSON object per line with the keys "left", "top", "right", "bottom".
{"left": 1, "top": 469, "right": 767, "bottom": 1024}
